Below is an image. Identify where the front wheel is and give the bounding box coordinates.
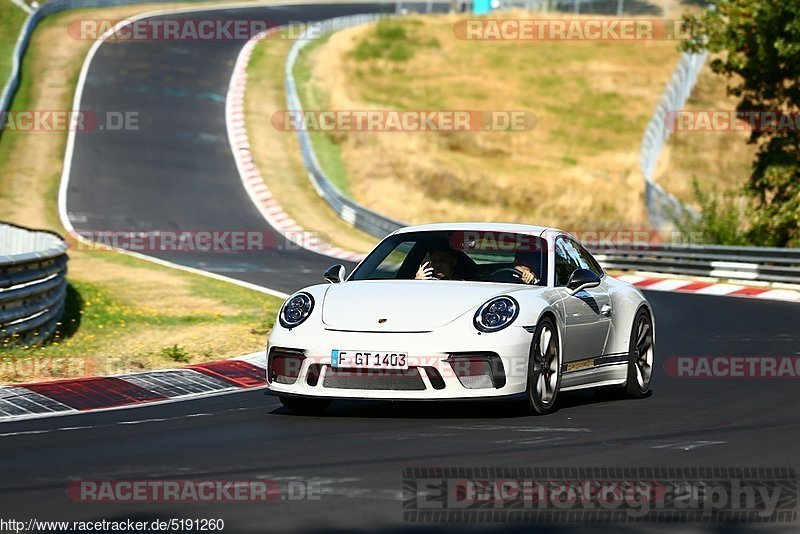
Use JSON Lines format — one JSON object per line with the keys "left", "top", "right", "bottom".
{"left": 625, "top": 308, "right": 654, "bottom": 398}
{"left": 527, "top": 317, "right": 561, "bottom": 415}
{"left": 279, "top": 396, "right": 331, "bottom": 415}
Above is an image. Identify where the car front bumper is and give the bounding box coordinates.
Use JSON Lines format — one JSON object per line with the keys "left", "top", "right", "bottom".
{"left": 265, "top": 326, "right": 535, "bottom": 400}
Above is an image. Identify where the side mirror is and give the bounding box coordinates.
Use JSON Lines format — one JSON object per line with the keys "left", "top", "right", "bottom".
{"left": 324, "top": 264, "right": 346, "bottom": 284}
{"left": 566, "top": 268, "right": 601, "bottom": 295}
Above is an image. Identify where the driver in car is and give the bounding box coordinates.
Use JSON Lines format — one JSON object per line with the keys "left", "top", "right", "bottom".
{"left": 513, "top": 251, "right": 540, "bottom": 285}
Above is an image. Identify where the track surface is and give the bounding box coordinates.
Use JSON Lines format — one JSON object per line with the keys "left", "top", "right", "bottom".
{"left": 4, "top": 3, "right": 799, "bottom": 532}
{"left": 64, "top": 3, "right": 406, "bottom": 292}
{"left": 1, "top": 292, "right": 799, "bottom": 532}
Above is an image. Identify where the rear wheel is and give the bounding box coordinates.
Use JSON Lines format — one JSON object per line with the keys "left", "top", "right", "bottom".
{"left": 625, "top": 308, "right": 654, "bottom": 398}
{"left": 279, "top": 396, "right": 331, "bottom": 415}
{"left": 527, "top": 317, "right": 561, "bottom": 415}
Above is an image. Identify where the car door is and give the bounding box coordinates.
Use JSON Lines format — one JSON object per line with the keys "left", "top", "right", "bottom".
{"left": 554, "top": 237, "right": 612, "bottom": 362}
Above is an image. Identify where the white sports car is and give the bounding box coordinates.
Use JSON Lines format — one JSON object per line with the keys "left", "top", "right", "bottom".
{"left": 266, "top": 223, "right": 654, "bottom": 415}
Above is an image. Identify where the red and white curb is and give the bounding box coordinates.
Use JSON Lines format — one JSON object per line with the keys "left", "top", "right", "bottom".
{"left": 0, "top": 353, "right": 268, "bottom": 423}
{"left": 616, "top": 274, "right": 800, "bottom": 302}
{"left": 226, "top": 30, "right": 365, "bottom": 264}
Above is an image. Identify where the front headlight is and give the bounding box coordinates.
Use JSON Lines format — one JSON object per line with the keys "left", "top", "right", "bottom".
{"left": 473, "top": 296, "right": 519, "bottom": 333}
{"left": 280, "top": 292, "right": 314, "bottom": 328}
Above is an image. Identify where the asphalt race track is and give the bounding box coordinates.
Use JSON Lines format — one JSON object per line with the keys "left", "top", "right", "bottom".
{"left": 2, "top": 3, "right": 799, "bottom": 533}
{"left": 63, "top": 3, "right": 408, "bottom": 292}
{"left": 1, "top": 292, "right": 800, "bottom": 532}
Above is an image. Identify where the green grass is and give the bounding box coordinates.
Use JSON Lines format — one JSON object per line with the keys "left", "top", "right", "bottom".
{"left": 0, "top": 14, "right": 69, "bottom": 229}
{"left": 293, "top": 35, "right": 352, "bottom": 195}
{"left": 0, "top": 8, "right": 283, "bottom": 383}
{"left": 241, "top": 25, "right": 379, "bottom": 254}
{"left": 0, "top": 3, "right": 27, "bottom": 89}
{"left": 1, "top": 268, "right": 277, "bottom": 356}
{"left": 349, "top": 19, "right": 439, "bottom": 63}
{"left": 292, "top": 19, "right": 444, "bottom": 197}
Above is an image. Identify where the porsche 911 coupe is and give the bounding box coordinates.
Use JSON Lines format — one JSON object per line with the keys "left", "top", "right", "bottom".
{"left": 266, "top": 223, "right": 654, "bottom": 415}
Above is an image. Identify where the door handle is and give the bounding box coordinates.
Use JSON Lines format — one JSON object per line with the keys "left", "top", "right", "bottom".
{"left": 601, "top": 304, "right": 612, "bottom": 317}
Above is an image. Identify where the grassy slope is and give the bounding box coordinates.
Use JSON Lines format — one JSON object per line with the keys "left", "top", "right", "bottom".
{"left": 0, "top": 2, "right": 27, "bottom": 86}
{"left": 293, "top": 35, "right": 352, "bottom": 196}
{"left": 0, "top": 5, "right": 281, "bottom": 384}
{"left": 302, "top": 13, "right": 686, "bottom": 230}
{"left": 243, "top": 28, "right": 378, "bottom": 254}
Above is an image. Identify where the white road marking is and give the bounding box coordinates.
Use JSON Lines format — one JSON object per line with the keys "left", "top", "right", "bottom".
{"left": 444, "top": 425, "right": 591, "bottom": 433}
{"left": 647, "top": 440, "right": 726, "bottom": 451}
{"left": 117, "top": 418, "right": 167, "bottom": 425}
{"left": 372, "top": 432, "right": 459, "bottom": 440}
{"left": 0, "top": 429, "right": 50, "bottom": 437}
{"left": 494, "top": 436, "right": 566, "bottom": 445}
{"left": 0, "top": 406, "right": 259, "bottom": 436}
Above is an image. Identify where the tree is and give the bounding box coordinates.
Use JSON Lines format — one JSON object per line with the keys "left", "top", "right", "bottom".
{"left": 683, "top": 0, "right": 800, "bottom": 246}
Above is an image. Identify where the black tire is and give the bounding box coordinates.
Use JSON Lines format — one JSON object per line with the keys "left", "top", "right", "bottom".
{"left": 279, "top": 396, "right": 331, "bottom": 415}
{"left": 527, "top": 317, "right": 561, "bottom": 415}
{"left": 625, "top": 308, "right": 654, "bottom": 398}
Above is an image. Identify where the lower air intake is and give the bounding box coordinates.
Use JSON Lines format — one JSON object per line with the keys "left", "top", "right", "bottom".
{"left": 322, "top": 367, "right": 426, "bottom": 391}
{"left": 447, "top": 352, "right": 506, "bottom": 389}
{"left": 268, "top": 347, "right": 305, "bottom": 385}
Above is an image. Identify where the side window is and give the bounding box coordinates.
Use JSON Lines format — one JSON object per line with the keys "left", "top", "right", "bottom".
{"left": 573, "top": 240, "right": 604, "bottom": 277}
{"left": 554, "top": 238, "right": 579, "bottom": 286}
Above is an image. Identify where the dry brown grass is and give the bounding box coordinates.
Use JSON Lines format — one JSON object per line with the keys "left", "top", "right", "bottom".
{"left": 305, "top": 12, "right": 687, "bottom": 230}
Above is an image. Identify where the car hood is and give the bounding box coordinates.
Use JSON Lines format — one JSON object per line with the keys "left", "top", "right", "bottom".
{"left": 321, "top": 280, "right": 516, "bottom": 332}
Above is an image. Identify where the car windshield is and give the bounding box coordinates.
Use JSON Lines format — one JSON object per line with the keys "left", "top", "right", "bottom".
{"left": 350, "top": 230, "right": 548, "bottom": 285}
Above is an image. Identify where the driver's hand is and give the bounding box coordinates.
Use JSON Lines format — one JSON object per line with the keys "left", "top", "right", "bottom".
{"left": 515, "top": 265, "right": 537, "bottom": 284}
{"left": 415, "top": 261, "right": 434, "bottom": 280}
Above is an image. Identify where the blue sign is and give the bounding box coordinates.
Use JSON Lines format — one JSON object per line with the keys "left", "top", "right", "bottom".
{"left": 473, "top": 0, "right": 492, "bottom": 15}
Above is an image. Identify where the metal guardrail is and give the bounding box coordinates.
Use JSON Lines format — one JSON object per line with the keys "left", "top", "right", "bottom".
{"left": 285, "top": 16, "right": 800, "bottom": 287}
{"left": 588, "top": 243, "right": 800, "bottom": 285}
{"left": 640, "top": 51, "right": 707, "bottom": 229}
{"left": 0, "top": 223, "right": 69, "bottom": 345}
{"left": 499, "top": 0, "right": 667, "bottom": 16}
{"left": 286, "top": 14, "right": 405, "bottom": 238}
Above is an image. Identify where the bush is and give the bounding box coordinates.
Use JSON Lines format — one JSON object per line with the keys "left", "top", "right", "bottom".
{"left": 673, "top": 179, "right": 753, "bottom": 246}
{"left": 349, "top": 19, "right": 438, "bottom": 63}
{"left": 161, "top": 344, "right": 190, "bottom": 363}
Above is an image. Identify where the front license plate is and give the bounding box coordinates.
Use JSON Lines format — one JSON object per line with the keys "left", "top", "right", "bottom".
{"left": 331, "top": 350, "right": 408, "bottom": 370}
